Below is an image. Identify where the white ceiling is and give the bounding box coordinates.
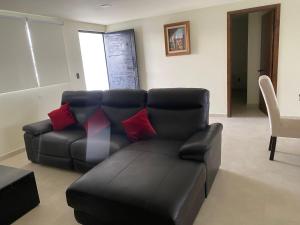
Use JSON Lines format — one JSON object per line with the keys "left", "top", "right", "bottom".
{"left": 0, "top": 0, "right": 244, "bottom": 25}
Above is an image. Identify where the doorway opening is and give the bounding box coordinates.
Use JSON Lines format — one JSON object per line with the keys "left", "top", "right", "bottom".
{"left": 78, "top": 31, "right": 109, "bottom": 91}
{"left": 227, "top": 4, "right": 280, "bottom": 117}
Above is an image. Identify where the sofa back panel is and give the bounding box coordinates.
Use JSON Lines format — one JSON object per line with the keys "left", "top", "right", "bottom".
{"left": 102, "top": 106, "right": 144, "bottom": 134}
{"left": 71, "top": 106, "right": 100, "bottom": 125}
{"left": 62, "top": 91, "right": 103, "bottom": 106}
{"left": 147, "top": 88, "right": 209, "bottom": 109}
{"left": 102, "top": 89, "right": 147, "bottom": 134}
{"left": 147, "top": 88, "right": 209, "bottom": 140}
{"left": 102, "top": 89, "right": 147, "bottom": 107}
{"left": 62, "top": 91, "right": 103, "bottom": 125}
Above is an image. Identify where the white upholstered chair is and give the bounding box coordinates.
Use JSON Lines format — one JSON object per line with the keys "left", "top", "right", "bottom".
{"left": 259, "top": 75, "right": 300, "bottom": 160}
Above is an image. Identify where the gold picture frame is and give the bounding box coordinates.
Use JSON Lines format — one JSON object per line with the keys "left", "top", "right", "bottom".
{"left": 164, "top": 21, "right": 191, "bottom": 56}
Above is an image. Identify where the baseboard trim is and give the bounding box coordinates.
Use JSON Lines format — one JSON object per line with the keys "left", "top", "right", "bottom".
{"left": 210, "top": 113, "right": 227, "bottom": 117}
{"left": 0, "top": 148, "right": 25, "bottom": 161}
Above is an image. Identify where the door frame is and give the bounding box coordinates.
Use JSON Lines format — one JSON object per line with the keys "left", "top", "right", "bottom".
{"left": 227, "top": 4, "right": 281, "bottom": 117}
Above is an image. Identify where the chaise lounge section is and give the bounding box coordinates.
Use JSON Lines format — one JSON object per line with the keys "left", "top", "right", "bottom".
{"left": 23, "top": 88, "right": 222, "bottom": 225}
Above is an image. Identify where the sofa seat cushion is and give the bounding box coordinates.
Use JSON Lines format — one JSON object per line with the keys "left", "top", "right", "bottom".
{"left": 70, "top": 132, "right": 130, "bottom": 164}
{"left": 39, "top": 129, "right": 86, "bottom": 158}
{"left": 66, "top": 150, "right": 206, "bottom": 225}
{"left": 121, "top": 139, "right": 183, "bottom": 157}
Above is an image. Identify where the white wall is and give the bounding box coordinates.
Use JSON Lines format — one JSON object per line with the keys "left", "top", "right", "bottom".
{"left": 0, "top": 84, "right": 70, "bottom": 158}
{"left": 247, "top": 12, "right": 263, "bottom": 105}
{"left": 107, "top": 0, "right": 300, "bottom": 117}
{"left": 0, "top": 18, "right": 105, "bottom": 157}
{"left": 108, "top": 7, "right": 228, "bottom": 114}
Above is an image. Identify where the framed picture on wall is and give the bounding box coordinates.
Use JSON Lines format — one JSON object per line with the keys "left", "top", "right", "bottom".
{"left": 164, "top": 21, "right": 191, "bottom": 56}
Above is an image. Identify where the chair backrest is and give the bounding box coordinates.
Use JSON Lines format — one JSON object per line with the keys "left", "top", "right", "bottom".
{"left": 258, "top": 75, "right": 280, "bottom": 134}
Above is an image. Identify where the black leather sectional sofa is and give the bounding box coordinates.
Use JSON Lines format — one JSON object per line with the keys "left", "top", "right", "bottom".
{"left": 23, "top": 88, "right": 223, "bottom": 225}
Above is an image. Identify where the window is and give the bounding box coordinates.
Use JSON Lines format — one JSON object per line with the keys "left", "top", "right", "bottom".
{"left": 78, "top": 32, "right": 109, "bottom": 91}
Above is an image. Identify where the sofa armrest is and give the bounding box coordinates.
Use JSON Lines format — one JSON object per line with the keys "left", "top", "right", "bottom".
{"left": 23, "top": 119, "right": 53, "bottom": 136}
{"left": 179, "top": 123, "right": 223, "bottom": 161}
{"left": 179, "top": 123, "right": 223, "bottom": 196}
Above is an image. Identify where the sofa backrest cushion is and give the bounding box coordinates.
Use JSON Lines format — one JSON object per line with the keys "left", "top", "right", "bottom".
{"left": 101, "top": 89, "right": 147, "bottom": 134}
{"left": 147, "top": 88, "right": 209, "bottom": 140}
{"left": 61, "top": 91, "right": 102, "bottom": 125}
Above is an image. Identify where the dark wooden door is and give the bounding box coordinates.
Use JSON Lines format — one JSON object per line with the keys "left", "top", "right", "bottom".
{"left": 103, "top": 29, "right": 139, "bottom": 89}
{"left": 259, "top": 10, "right": 275, "bottom": 114}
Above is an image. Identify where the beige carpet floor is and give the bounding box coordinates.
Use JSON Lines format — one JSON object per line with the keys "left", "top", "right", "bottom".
{"left": 1, "top": 106, "right": 300, "bottom": 225}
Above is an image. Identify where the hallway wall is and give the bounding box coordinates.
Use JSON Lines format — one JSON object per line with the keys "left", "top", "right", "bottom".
{"left": 247, "top": 12, "right": 263, "bottom": 105}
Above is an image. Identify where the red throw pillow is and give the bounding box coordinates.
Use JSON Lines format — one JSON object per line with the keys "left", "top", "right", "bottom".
{"left": 84, "top": 109, "right": 110, "bottom": 136}
{"left": 122, "top": 108, "right": 156, "bottom": 142}
{"left": 48, "top": 103, "right": 76, "bottom": 131}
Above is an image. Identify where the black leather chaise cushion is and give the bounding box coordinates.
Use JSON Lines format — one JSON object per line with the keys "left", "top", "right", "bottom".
{"left": 61, "top": 91, "right": 103, "bottom": 125}
{"left": 101, "top": 89, "right": 147, "bottom": 134}
{"left": 147, "top": 88, "right": 209, "bottom": 140}
{"left": 120, "top": 139, "right": 183, "bottom": 157}
{"left": 39, "top": 129, "right": 86, "bottom": 158}
{"left": 71, "top": 132, "right": 130, "bottom": 164}
{"left": 66, "top": 149, "right": 206, "bottom": 225}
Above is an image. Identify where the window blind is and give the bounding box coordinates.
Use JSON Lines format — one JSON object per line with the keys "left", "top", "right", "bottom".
{"left": 0, "top": 16, "right": 37, "bottom": 93}
{"left": 28, "top": 20, "right": 70, "bottom": 86}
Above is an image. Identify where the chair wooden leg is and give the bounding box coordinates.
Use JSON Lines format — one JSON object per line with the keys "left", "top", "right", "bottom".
{"left": 268, "top": 136, "right": 273, "bottom": 151}
{"left": 269, "top": 136, "right": 277, "bottom": 161}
